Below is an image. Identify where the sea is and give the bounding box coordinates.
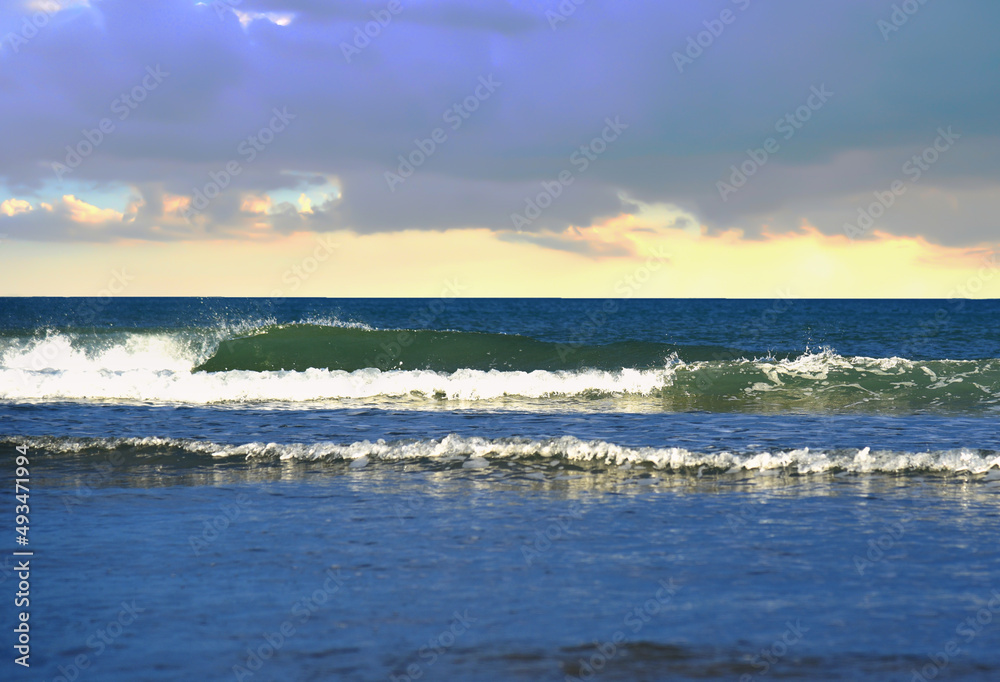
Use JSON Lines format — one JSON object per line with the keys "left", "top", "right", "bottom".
{"left": 2, "top": 297, "right": 999, "bottom": 681}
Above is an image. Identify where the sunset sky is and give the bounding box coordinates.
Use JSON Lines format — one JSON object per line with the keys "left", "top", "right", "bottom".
{"left": 1, "top": 0, "right": 998, "bottom": 297}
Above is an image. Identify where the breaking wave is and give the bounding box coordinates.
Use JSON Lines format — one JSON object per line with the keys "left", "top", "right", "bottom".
{"left": 0, "top": 324, "right": 997, "bottom": 412}
{"left": 7, "top": 434, "right": 1000, "bottom": 476}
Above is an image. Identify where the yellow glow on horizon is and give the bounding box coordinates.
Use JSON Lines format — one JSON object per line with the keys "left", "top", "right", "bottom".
{"left": 0, "top": 206, "right": 997, "bottom": 297}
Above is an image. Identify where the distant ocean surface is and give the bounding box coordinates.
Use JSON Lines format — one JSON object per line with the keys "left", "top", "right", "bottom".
{"left": 3, "top": 298, "right": 1000, "bottom": 681}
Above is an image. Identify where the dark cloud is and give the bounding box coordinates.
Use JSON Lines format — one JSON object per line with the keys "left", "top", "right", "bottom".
{"left": 0, "top": 0, "right": 997, "bottom": 245}
{"left": 496, "top": 230, "right": 634, "bottom": 258}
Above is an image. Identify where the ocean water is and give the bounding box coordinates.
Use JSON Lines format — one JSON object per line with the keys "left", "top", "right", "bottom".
{"left": 2, "top": 297, "right": 1000, "bottom": 681}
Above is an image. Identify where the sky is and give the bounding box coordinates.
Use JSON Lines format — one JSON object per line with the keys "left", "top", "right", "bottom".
{"left": 0, "top": 0, "right": 998, "bottom": 297}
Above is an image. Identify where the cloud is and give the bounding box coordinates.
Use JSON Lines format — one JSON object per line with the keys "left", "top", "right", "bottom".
{"left": 62, "top": 194, "right": 123, "bottom": 223}
{"left": 0, "top": 0, "right": 998, "bottom": 247}
{"left": 497, "top": 230, "right": 633, "bottom": 259}
{"left": 234, "top": 0, "right": 540, "bottom": 33}
{"left": 2, "top": 204, "right": 996, "bottom": 297}
{"left": 0, "top": 198, "right": 32, "bottom": 216}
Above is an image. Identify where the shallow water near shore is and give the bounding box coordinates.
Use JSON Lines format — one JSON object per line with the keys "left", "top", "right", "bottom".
{"left": 3, "top": 298, "right": 1000, "bottom": 680}
{"left": 18, "top": 445, "right": 1000, "bottom": 681}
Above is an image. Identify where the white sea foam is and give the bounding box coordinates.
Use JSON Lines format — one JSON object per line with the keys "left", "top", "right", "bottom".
{"left": 8, "top": 434, "right": 1000, "bottom": 475}
{"left": 0, "top": 329, "right": 668, "bottom": 402}
{"left": 294, "top": 315, "right": 373, "bottom": 331}
{"left": 0, "top": 362, "right": 671, "bottom": 403}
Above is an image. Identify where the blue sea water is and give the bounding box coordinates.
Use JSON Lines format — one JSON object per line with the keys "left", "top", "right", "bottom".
{"left": 2, "top": 297, "right": 1000, "bottom": 681}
